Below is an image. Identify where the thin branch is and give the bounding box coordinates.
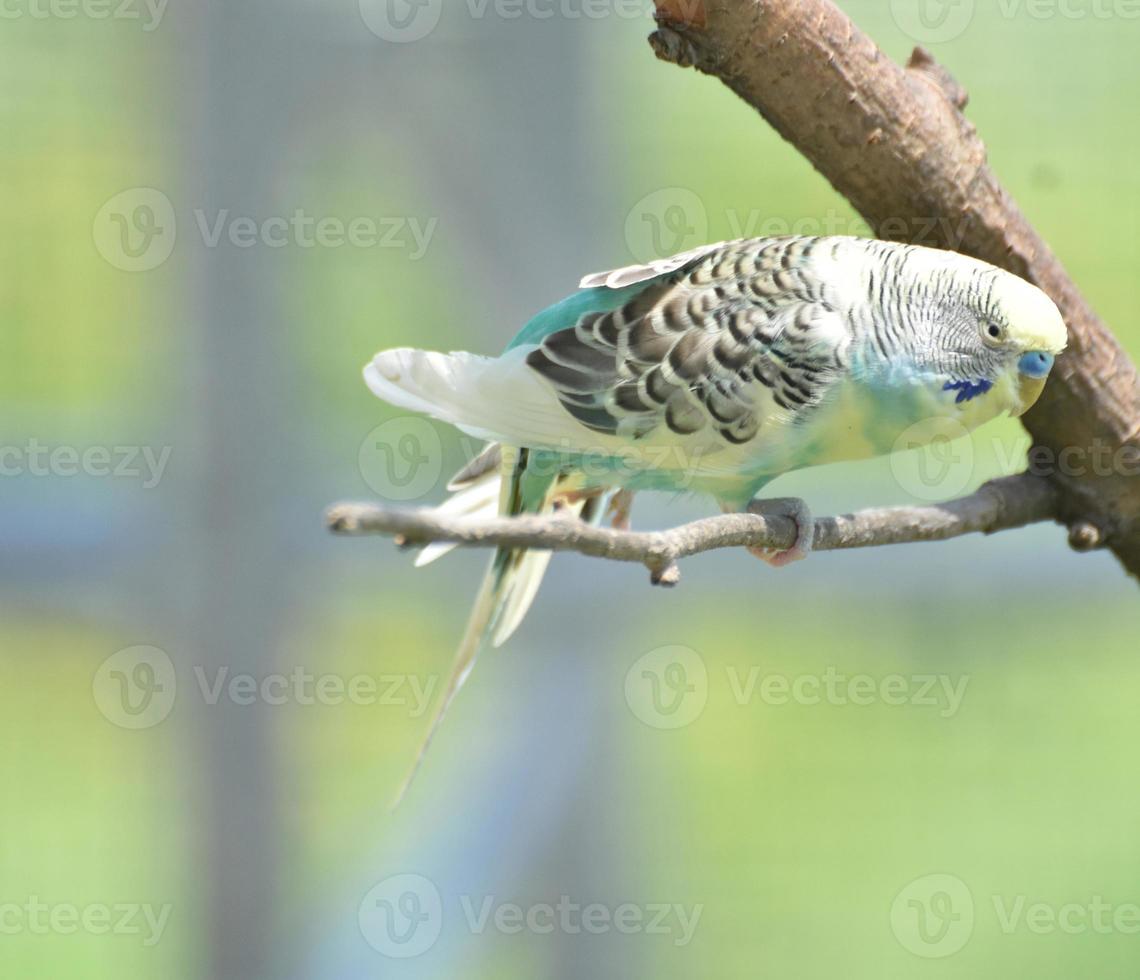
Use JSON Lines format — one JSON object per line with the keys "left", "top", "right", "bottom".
{"left": 327, "top": 474, "right": 1059, "bottom": 585}
{"left": 649, "top": 0, "right": 1140, "bottom": 580}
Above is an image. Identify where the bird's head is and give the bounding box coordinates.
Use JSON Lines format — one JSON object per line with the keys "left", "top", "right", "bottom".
{"left": 979, "top": 271, "right": 1067, "bottom": 414}
{"left": 905, "top": 251, "right": 1068, "bottom": 418}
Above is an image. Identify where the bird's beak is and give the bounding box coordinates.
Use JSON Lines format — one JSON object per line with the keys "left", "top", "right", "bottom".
{"left": 1015, "top": 375, "right": 1047, "bottom": 415}
{"left": 1014, "top": 350, "right": 1055, "bottom": 414}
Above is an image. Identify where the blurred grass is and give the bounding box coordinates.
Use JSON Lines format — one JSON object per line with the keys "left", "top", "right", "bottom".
{"left": 626, "top": 598, "right": 1140, "bottom": 977}
{"left": 0, "top": 24, "right": 169, "bottom": 431}
{"left": 0, "top": 621, "right": 191, "bottom": 978}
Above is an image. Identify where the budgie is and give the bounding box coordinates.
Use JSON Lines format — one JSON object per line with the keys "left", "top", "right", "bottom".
{"left": 364, "top": 235, "right": 1066, "bottom": 797}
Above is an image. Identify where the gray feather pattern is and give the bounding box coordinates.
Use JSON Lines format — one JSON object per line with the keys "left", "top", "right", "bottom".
{"left": 527, "top": 238, "right": 845, "bottom": 446}
{"left": 577, "top": 242, "right": 727, "bottom": 289}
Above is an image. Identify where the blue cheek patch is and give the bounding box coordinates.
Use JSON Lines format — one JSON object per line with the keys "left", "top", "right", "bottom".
{"left": 1018, "top": 351, "right": 1054, "bottom": 379}
{"left": 943, "top": 379, "right": 994, "bottom": 404}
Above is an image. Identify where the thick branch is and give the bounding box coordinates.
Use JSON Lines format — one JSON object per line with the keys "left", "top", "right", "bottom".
{"left": 650, "top": 0, "right": 1140, "bottom": 579}
{"left": 327, "top": 475, "right": 1058, "bottom": 585}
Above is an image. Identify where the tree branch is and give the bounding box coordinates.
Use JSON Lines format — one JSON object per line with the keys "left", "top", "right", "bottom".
{"left": 650, "top": 0, "right": 1140, "bottom": 580}
{"left": 326, "top": 474, "right": 1058, "bottom": 586}
{"left": 326, "top": 0, "right": 1137, "bottom": 583}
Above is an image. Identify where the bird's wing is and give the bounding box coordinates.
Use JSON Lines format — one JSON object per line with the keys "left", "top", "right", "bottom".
{"left": 366, "top": 239, "right": 856, "bottom": 475}
{"left": 577, "top": 242, "right": 728, "bottom": 289}
{"left": 526, "top": 237, "right": 853, "bottom": 448}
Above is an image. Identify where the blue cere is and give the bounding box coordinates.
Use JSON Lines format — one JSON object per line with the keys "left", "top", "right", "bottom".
{"left": 1018, "top": 351, "right": 1055, "bottom": 379}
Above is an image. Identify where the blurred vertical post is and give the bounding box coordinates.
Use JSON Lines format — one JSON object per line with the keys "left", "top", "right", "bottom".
{"left": 172, "top": 1, "right": 302, "bottom": 976}
{"left": 171, "top": 1, "right": 629, "bottom": 975}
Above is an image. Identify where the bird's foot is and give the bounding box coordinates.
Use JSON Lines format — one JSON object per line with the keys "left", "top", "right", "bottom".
{"left": 608, "top": 489, "right": 634, "bottom": 531}
{"left": 744, "top": 497, "right": 814, "bottom": 567}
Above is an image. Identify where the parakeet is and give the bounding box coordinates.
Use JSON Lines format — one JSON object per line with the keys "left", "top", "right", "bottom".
{"left": 364, "top": 235, "right": 1067, "bottom": 798}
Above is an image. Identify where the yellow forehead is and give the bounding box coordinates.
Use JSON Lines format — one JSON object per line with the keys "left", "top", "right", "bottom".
{"left": 992, "top": 272, "right": 1068, "bottom": 354}
{"left": 899, "top": 244, "right": 1068, "bottom": 355}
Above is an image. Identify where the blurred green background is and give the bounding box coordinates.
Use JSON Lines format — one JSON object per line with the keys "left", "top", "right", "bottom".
{"left": 3, "top": 1, "right": 1140, "bottom": 977}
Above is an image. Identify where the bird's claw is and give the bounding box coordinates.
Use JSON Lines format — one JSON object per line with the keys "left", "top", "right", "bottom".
{"left": 745, "top": 497, "right": 814, "bottom": 567}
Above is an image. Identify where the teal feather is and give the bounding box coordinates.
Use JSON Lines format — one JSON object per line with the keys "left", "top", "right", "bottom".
{"left": 505, "top": 282, "right": 649, "bottom": 351}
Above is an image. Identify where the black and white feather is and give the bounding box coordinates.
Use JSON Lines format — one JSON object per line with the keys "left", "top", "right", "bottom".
{"left": 526, "top": 237, "right": 851, "bottom": 447}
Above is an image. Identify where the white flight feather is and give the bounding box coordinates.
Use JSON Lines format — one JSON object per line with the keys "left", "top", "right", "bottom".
{"left": 413, "top": 475, "right": 500, "bottom": 567}
{"left": 363, "top": 347, "right": 767, "bottom": 484}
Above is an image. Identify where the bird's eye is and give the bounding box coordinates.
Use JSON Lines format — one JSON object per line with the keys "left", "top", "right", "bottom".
{"left": 983, "top": 322, "right": 1005, "bottom": 344}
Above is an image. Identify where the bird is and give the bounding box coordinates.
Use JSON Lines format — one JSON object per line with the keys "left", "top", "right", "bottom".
{"left": 363, "top": 235, "right": 1067, "bottom": 799}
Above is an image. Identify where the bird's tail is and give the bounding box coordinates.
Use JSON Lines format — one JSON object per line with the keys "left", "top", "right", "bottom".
{"left": 364, "top": 346, "right": 613, "bottom": 804}
{"left": 391, "top": 443, "right": 596, "bottom": 806}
